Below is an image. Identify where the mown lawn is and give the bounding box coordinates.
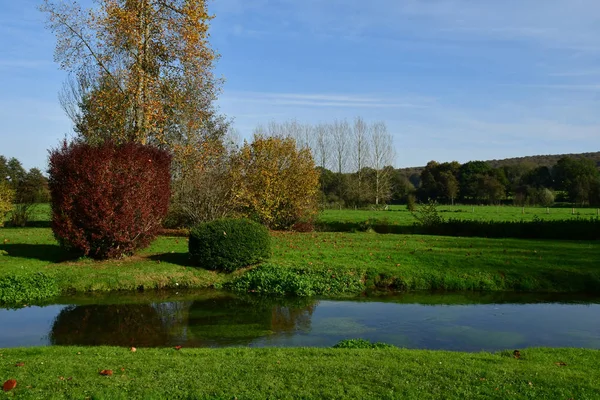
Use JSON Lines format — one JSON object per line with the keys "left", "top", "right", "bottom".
{"left": 2, "top": 227, "right": 600, "bottom": 298}
{"left": 0, "top": 346, "right": 599, "bottom": 399}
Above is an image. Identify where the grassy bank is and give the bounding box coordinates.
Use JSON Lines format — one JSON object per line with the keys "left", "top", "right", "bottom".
{"left": 1, "top": 228, "right": 600, "bottom": 303}
{"left": 0, "top": 346, "right": 599, "bottom": 399}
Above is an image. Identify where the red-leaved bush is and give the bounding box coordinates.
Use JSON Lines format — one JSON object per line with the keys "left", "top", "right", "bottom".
{"left": 48, "top": 141, "right": 171, "bottom": 259}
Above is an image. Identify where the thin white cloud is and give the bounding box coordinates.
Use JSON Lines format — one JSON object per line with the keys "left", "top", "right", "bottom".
{"left": 222, "top": 91, "right": 431, "bottom": 109}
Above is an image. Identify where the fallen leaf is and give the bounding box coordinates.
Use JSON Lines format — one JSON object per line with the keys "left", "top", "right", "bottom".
{"left": 528, "top": 381, "right": 533, "bottom": 387}
{"left": 15, "top": 362, "right": 25, "bottom": 367}
{"left": 59, "top": 376, "right": 65, "bottom": 381}
{"left": 555, "top": 361, "right": 567, "bottom": 367}
{"left": 120, "top": 368, "right": 125, "bottom": 372}
{"left": 3, "top": 379, "right": 17, "bottom": 392}
{"left": 130, "top": 347, "right": 137, "bottom": 352}
{"left": 67, "top": 377, "right": 73, "bottom": 381}
{"left": 99, "top": 370, "right": 113, "bottom": 376}
{"left": 513, "top": 350, "right": 521, "bottom": 359}
{"left": 174, "top": 345, "right": 182, "bottom": 350}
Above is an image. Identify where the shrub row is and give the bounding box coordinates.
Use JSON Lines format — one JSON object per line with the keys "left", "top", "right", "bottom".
{"left": 317, "top": 217, "right": 600, "bottom": 240}
{"left": 0, "top": 272, "right": 59, "bottom": 305}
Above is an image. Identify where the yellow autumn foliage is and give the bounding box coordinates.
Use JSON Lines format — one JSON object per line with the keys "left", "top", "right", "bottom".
{"left": 231, "top": 136, "right": 320, "bottom": 230}
{"left": 0, "top": 182, "right": 15, "bottom": 227}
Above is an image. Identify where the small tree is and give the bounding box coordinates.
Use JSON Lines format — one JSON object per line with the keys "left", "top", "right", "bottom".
{"left": 0, "top": 182, "right": 14, "bottom": 227}
{"left": 48, "top": 141, "right": 171, "bottom": 259}
{"left": 231, "top": 135, "right": 319, "bottom": 230}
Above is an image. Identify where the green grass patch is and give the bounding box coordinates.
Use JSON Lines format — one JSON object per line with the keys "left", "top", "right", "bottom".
{"left": 2, "top": 227, "right": 600, "bottom": 303}
{"left": 269, "top": 232, "right": 600, "bottom": 293}
{"left": 0, "top": 346, "right": 599, "bottom": 399}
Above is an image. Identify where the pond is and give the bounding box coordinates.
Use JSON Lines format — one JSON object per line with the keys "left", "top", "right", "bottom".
{"left": 2, "top": 291, "right": 600, "bottom": 351}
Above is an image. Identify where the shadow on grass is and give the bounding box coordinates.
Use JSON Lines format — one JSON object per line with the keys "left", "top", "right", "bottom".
{"left": 0, "top": 244, "right": 78, "bottom": 263}
{"left": 149, "top": 252, "right": 195, "bottom": 267}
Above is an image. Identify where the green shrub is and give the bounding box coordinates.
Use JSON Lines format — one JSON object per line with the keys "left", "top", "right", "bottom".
{"left": 333, "top": 339, "right": 395, "bottom": 349}
{"left": 189, "top": 218, "right": 270, "bottom": 272}
{"left": 0, "top": 272, "right": 59, "bottom": 305}
{"left": 227, "top": 263, "right": 365, "bottom": 296}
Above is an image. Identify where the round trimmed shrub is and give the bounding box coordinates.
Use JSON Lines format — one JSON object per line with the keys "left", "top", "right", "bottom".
{"left": 189, "top": 218, "right": 270, "bottom": 272}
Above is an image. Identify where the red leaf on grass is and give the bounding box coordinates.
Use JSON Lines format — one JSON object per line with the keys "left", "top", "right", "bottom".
{"left": 15, "top": 362, "right": 25, "bottom": 367}
{"left": 174, "top": 345, "right": 182, "bottom": 350}
{"left": 555, "top": 361, "right": 567, "bottom": 366}
{"left": 130, "top": 347, "right": 137, "bottom": 352}
{"left": 3, "top": 379, "right": 17, "bottom": 392}
{"left": 99, "top": 370, "right": 113, "bottom": 376}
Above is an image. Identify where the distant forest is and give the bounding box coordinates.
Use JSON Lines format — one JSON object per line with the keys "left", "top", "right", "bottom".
{"left": 398, "top": 152, "right": 600, "bottom": 176}
{"left": 317, "top": 150, "right": 600, "bottom": 208}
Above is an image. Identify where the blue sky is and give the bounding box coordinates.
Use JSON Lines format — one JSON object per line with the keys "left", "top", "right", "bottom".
{"left": 1, "top": 0, "right": 599, "bottom": 170}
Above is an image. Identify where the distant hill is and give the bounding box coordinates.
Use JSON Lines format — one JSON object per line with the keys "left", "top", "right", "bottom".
{"left": 398, "top": 151, "right": 600, "bottom": 175}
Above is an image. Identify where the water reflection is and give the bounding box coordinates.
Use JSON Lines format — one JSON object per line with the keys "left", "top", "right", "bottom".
{"left": 49, "top": 295, "right": 316, "bottom": 347}
{"left": 1, "top": 291, "right": 600, "bottom": 351}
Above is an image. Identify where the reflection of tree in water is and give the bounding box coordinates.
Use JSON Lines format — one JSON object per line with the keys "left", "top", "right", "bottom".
{"left": 187, "top": 296, "right": 317, "bottom": 346}
{"left": 49, "top": 303, "right": 181, "bottom": 347}
{"left": 49, "top": 296, "right": 317, "bottom": 347}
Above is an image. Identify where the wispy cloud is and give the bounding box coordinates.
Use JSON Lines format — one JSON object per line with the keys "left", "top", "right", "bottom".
{"left": 222, "top": 91, "right": 431, "bottom": 109}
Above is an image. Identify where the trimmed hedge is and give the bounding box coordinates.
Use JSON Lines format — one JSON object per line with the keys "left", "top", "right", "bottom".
{"left": 189, "top": 218, "right": 270, "bottom": 272}
{"left": 317, "top": 217, "right": 600, "bottom": 240}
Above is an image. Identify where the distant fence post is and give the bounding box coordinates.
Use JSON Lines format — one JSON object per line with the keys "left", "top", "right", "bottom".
{"left": 522, "top": 207, "right": 525, "bottom": 215}
{"left": 572, "top": 208, "right": 575, "bottom": 215}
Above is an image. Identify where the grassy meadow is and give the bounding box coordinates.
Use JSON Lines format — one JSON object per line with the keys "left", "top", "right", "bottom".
{"left": 318, "top": 204, "right": 600, "bottom": 226}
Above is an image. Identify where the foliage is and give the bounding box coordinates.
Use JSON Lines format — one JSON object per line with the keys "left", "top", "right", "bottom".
{"left": 553, "top": 156, "right": 600, "bottom": 205}
{"left": 41, "top": 0, "right": 221, "bottom": 148}
{"left": 333, "top": 339, "right": 395, "bottom": 349}
{"left": 412, "top": 199, "right": 445, "bottom": 227}
{"left": 406, "top": 193, "right": 416, "bottom": 211}
{"left": 167, "top": 138, "right": 236, "bottom": 227}
{"left": 426, "top": 217, "right": 600, "bottom": 240}
{"left": 231, "top": 135, "right": 320, "bottom": 230}
{"left": 0, "top": 182, "right": 14, "bottom": 226}
{"left": 48, "top": 141, "right": 171, "bottom": 259}
{"left": 227, "top": 263, "right": 365, "bottom": 296}
{"left": 0, "top": 272, "right": 59, "bottom": 305}
{"left": 189, "top": 218, "right": 270, "bottom": 272}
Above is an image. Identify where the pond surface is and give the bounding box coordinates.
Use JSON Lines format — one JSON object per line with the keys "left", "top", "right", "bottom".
{"left": 2, "top": 291, "right": 600, "bottom": 351}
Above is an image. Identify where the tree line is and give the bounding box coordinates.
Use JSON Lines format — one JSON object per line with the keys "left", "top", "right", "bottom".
{"left": 313, "top": 155, "right": 600, "bottom": 207}
{"left": 0, "top": 156, "right": 50, "bottom": 226}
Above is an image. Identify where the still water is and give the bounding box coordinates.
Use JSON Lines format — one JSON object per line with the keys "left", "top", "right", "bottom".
{"left": 1, "top": 291, "right": 600, "bottom": 351}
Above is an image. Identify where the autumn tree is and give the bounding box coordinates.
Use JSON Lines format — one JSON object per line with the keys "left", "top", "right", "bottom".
{"left": 0, "top": 182, "right": 14, "bottom": 227}
{"left": 41, "top": 0, "right": 222, "bottom": 148}
{"left": 231, "top": 135, "right": 320, "bottom": 230}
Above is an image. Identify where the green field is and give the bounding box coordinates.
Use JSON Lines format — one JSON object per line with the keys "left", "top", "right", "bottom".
{"left": 1, "top": 226, "right": 600, "bottom": 300}
{"left": 0, "top": 346, "right": 598, "bottom": 399}
{"left": 318, "top": 204, "right": 600, "bottom": 226}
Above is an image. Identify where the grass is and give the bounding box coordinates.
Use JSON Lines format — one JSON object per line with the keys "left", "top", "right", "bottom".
{"left": 318, "top": 204, "right": 600, "bottom": 227}
{"left": 266, "top": 231, "right": 600, "bottom": 293}
{"left": 2, "top": 226, "right": 600, "bottom": 303}
{"left": 0, "top": 228, "right": 228, "bottom": 295}
{"left": 0, "top": 346, "right": 599, "bottom": 399}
